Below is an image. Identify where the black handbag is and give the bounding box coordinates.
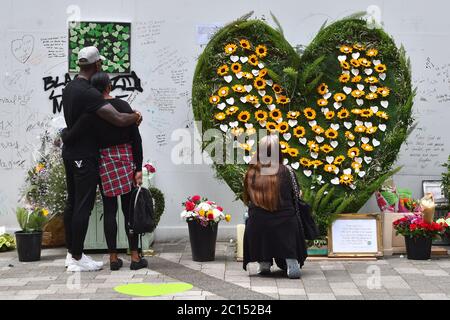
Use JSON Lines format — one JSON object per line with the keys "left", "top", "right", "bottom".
{"left": 286, "top": 165, "right": 320, "bottom": 240}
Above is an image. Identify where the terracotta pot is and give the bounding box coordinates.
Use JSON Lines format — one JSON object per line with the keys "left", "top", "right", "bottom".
{"left": 42, "top": 215, "right": 65, "bottom": 248}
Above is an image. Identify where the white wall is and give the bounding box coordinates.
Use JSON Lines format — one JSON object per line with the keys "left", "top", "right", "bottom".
{"left": 0, "top": 0, "right": 449, "bottom": 241}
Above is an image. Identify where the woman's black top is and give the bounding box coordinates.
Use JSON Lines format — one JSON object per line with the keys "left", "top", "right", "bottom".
{"left": 61, "top": 98, "right": 143, "bottom": 171}
{"left": 243, "top": 165, "right": 307, "bottom": 270}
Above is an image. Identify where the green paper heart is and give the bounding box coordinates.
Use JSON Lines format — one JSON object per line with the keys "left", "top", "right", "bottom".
{"left": 114, "top": 283, "right": 193, "bottom": 297}
{"left": 112, "top": 31, "right": 119, "bottom": 37}
{"left": 69, "top": 36, "right": 78, "bottom": 43}
{"left": 78, "top": 39, "right": 85, "bottom": 45}
{"left": 113, "top": 47, "right": 121, "bottom": 54}
{"left": 122, "top": 34, "right": 130, "bottom": 41}
{"left": 192, "top": 15, "right": 414, "bottom": 235}
{"left": 69, "top": 29, "right": 77, "bottom": 37}
{"left": 89, "top": 23, "right": 97, "bottom": 29}
{"left": 123, "top": 54, "right": 129, "bottom": 61}
{"left": 72, "top": 47, "right": 80, "bottom": 54}
{"left": 123, "top": 62, "right": 130, "bottom": 69}
{"left": 116, "top": 25, "right": 124, "bottom": 32}
{"left": 113, "top": 41, "right": 121, "bottom": 48}
{"left": 103, "top": 32, "right": 109, "bottom": 37}
{"left": 113, "top": 55, "right": 120, "bottom": 62}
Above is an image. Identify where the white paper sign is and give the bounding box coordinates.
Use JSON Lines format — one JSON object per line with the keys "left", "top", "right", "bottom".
{"left": 331, "top": 219, "right": 378, "bottom": 253}
{"left": 0, "top": 226, "right": 5, "bottom": 236}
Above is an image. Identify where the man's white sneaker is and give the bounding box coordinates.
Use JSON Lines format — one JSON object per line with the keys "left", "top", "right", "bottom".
{"left": 65, "top": 252, "right": 73, "bottom": 268}
{"left": 67, "top": 255, "right": 102, "bottom": 272}
{"left": 82, "top": 254, "right": 103, "bottom": 268}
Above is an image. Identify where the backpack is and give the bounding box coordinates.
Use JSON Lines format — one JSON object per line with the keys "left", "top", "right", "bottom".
{"left": 129, "top": 187, "right": 156, "bottom": 235}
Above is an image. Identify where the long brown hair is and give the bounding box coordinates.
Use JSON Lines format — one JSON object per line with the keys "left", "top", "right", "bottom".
{"left": 243, "top": 134, "right": 283, "bottom": 212}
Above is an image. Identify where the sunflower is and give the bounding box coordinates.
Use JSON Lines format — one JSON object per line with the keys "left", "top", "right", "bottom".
{"left": 337, "top": 108, "right": 350, "bottom": 119}
{"left": 311, "top": 160, "right": 324, "bottom": 168}
{"left": 240, "top": 39, "right": 251, "bottom": 50}
{"left": 312, "top": 125, "right": 325, "bottom": 135}
{"left": 231, "top": 62, "right": 242, "bottom": 74}
{"left": 320, "top": 144, "right": 334, "bottom": 154}
{"left": 255, "top": 45, "right": 268, "bottom": 58}
{"left": 348, "top": 147, "right": 360, "bottom": 158}
{"left": 243, "top": 72, "right": 254, "bottom": 80}
{"left": 353, "top": 43, "right": 365, "bottom": 51}
{"left": 232, "top": 85, "right": 245, "bottom": 93}
{"left": 237, "top": 111, "right": 250, "bottom": 123}
{"left": 334, "top": 155, "right": 346, "bottom": 165}
{"left": 334, "top": 93, "right": 347, "bottom": 102}
{"left": 325, "top": 128, "right": 338, "bottom": 139}
{"left": 340, "top": 61, "right": 351, "bottom": 70}
{"left": 270, "top": 109, "right": 282, "bottom": 121}
{"left": 339, "top": 74, "right": 351, "bottom": 83}
{"left": 340, "top": 174, "right": 354, "bottom": 185}
{"left": 300, "top": 158, "right": 312, "bottom": 167}
{"left": 307, "top": 141, "right": 319, "bottom": 153}
{"left": 288, "top": 148, "right": 299, "bottom": 157}
{"left": 248, "top": 54, "right": 259, "bottom": 66}
{"left": 225, "top": 106, "right": 239, "bottom": 115}
{"left": 361, "top": 109, "right": 374, "bottom": 118}
{"left": 293, "top": 126, "right": 306, "bottom": 138}
{"left": 345, "top": 131, "right": 355, "bottom": 140}
{"left": 366, "top": 126, "right": 378, "bottom": 134}
{"left": 287, "top": 111, "right": 300, "bottom": 119}
{"left": 246, "top": 95, "right": 259, "bottom": 105}
{"left": 209, "top": 95, "right": 220, "bottom": 104}
{"left": 377, "top": 87, "right": 390, "bottom": 97}
{"left": 277, "top": 96, "right": 290, "bottom": 105}
{"left": 254, "top": 77, "right": 266, "bottom": 90}
{"left": 280, "top": 141, "right": 290, "bottom": 152}
{"left": 265, "top": 122, "right": 278, "bottom": 133}
{"left": 304, "top": 108, "right": 316, "bottom": 120}
{"left": 358, "top": 58, "right": 372, "bottom": 67}
{"left": 350, "top": 59, "right": 360, "bottom": 68}
{"left": 217, "top": 65, "right": 229, "bottom": 76}
{"left": 351, "top": 109, "right": 362, "bottom": 115}
{"left": 376, "top": 111, "right": 389, "bottom": 120}
{"left": 354, "top": 125, "right": 366, "bottom": 133}
{"left": 362, "top": 144, "right": 374, "bottom": 152}
{"left": 317, "top": 99, "right": 328, "bottom": 107}
{"left": 324, "top": 164, "right": 337, "bottom": 173}
{"left": 351, "top": 162, "right": 362, "bottom": 171}
{"left": 365, "top": 76, "right": 379, "bottom": 84}
{"left": 259, "top": 68, "right": 268, "bottom": 77}
{"left": 366, "top": 48, "right": 379, "bottom": 57}
{"left": 218, "top": 86, "right": 229, "bottom": 97}
{"left": 351, "top": 75, "right": 362, "bottom": 83}
{"left": 325, "top": 111, "right": 335, "bottom": 120}
{"left": 255, "top": 110, "right": 268, "bottom": 122}
{"left": 239, "top": 143, "right": 252, "bottom": 151}
{"left": 224, "top": 43, "right": 237, "bottom": 55}
{"left": 272, "top": 84, "right": 283, "bottom": 94}
{"left": 375, "top": 64, "right": 387, "bottom": 73}
{"left": 365, "top": 92, "right": 378, "bottom": 100}
{"left": 215, "top": 112, "right": 226, "bottom": 121}
{"left": 262, "top": 95, "right": 273, "bottom": 105}
{"left": 231, "top": 127, "right": 244, "bottom": 136}
{"left": 278, "top": 122, "right": 289, "bottom": 133}
{"left": 317, "top": 83, "right": 329, "bottom": 95}
{"left": 340, "top": 45, "right": 353, "bottom": 54}
{"left": 351, "top": 90, "right": 365, "bottom": 98}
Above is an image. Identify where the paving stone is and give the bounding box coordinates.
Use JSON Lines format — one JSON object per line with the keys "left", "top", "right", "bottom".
{"left": 307, "top": 293, "right": 336, "bottom": 300}
{"left": 419, "top": 293, "right": 450, "bottom": 300}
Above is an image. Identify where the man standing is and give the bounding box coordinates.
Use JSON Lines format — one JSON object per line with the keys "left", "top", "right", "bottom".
{"left": 62, "top": 47, "right": 141, "bottom": 272}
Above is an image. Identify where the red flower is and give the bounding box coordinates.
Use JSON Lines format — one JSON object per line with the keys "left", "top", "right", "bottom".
{"left": 191, "top": 195, "right": 201, "bottom": 203}
{"left": 207, "top": 213, "right": 214, "bottom": 220}
{"left": 410, "top": 224, "right": 417, "bottom": 231}
{"left": 185, "top": 201, "right": 195, "bottom": 211}
{"left": 144, "top": 164, "right": 156, "bottom": 173}
{"left": 217, "top": 206, "right": 223, "bottom": 212}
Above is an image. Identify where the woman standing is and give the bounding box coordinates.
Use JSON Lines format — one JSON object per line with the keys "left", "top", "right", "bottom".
{"left": 243, "top": 134, "right": 307, "bottom": 278}
{"left": 62, "top": 72, "right": 147, "bottom": 271}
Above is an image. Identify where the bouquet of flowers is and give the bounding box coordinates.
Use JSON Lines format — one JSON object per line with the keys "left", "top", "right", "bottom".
{"left": 142, "top": 162, "right": 156, "bottom": 188}
{"left": 398, "top": 198, "right": 421, "bottom": 213}
{"left": 181, "top": 195, "right": 231, "bottom": 227}
{"left": 393, "top": 213, "right": 446, "bottom": 239}
{"left": 436, "top": 213, "right": 450, "bottom": 239}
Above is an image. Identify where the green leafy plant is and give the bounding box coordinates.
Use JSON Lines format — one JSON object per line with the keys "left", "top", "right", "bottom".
{"left": 442, "top": 155, "right": 450, "bottom": 202}
{"left": 16, "top": 207, "right": 49, "bottom": 233}
{"left": 0, "top": 234, "right": 15, "bottom": 252}
{"left": 149, "top": 187, "right": 165, "bottom": 232}
{"left": 192, "top": 13, "right": 414, "bottom": 237}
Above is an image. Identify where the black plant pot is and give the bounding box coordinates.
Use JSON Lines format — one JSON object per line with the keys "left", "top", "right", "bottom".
{"left": 15, "top": 231, "right": 43, "bottom": 262}
{"left": 188, "top": 220, "right": 218, "bottom": 262}
{"left": 404, "top": 236, "right": 432, "bottom": 260}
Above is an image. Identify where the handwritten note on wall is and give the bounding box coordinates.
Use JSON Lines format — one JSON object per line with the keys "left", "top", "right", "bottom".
{"left": 136, "top": 20, "right": 165, "bottom": 46}
{"left": 40, "top": 36, "right": 67, "bottom": 59}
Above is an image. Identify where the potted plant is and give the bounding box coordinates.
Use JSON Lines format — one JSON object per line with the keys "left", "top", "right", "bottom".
{"left": 15, "top": 207, "right": 49, "bottom": 262}
{"left": 181, "top": 195, "right": 231, "bottom": 262}
{"left": 437, "top": 213, "right": 450, "bottom": 240}
{"left": 393, "top": 213, "right": 446, "bottom": 260}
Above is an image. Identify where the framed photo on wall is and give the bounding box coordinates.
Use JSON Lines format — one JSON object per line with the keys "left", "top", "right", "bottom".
{"left": 328, "top": 213, "right": 383, "bottom": 258}
{"left": 422, "top": 180, "right": 447, "bottom": 204}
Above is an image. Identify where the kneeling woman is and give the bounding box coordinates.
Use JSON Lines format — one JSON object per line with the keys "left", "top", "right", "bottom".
{"left": 62, "top": 72, "right": 147, "bottom": 271}
{"left": 243, "top": 135, "right": 307, "bottom": 278}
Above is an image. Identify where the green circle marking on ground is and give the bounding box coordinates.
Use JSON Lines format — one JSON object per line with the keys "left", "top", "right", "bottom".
{"left": 114, "top": 283, "right": 194, "bottom": 297}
